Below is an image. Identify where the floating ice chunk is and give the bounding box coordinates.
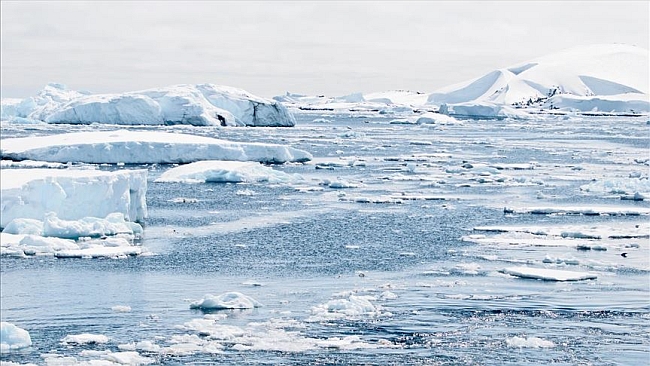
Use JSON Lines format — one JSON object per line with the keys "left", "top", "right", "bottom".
{"left": 98, "top": 351, "right": 154, "bottom": 365}
{"left": 190, "top": 292, "right": 262, "bottom": 310}
{"left": 235, "top": 189, "right": 256, "bottom": 196}
{"left": 0, "top": 168, "right": 147, "bottom": 228}
{"left": 501, "top": 266, "right": 597, "bottom": 281}
{"left": 506, "top": 336, "right": 555, "bottom": 348}
{"left": 111, "top": 305, "right": 132, "bottom": 313}
{"left": 310, "top": 295, "right": 385, "bottom": 321}
{"left": 61, "top": 333, "right": 109, "bottom": 345}
{"left": 322, "top": 179, "right": 362, "bottom": 189}
{"left": 155, "top": 161, "right": 302, "bottom": 184}
{"left": 0, "top": 322, "right": 32, "bottom": 352}
{"left": 415, "top": 112, "right": 459, "bottom": 125}
{"left": 1, "top": 130, "right": 312, "bottom": 164}
{"left": 580, "top": 178, "right": 650, "bottom": 198}
{"left": 54, "top": 242, "right": 142, "bottom": 259}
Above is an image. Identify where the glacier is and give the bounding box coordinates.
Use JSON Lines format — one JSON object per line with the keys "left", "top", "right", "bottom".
{"left": 1, "top": 83, "right": 296, "bottom": 127}
{"left": 0, "top": 130, "right": 313, "bottom": 164}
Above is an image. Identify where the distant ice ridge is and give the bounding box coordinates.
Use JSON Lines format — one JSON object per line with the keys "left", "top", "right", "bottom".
{"left": 0, "top": 130, "right": 312, "bottom": 164}
{"left": 276, "top": 44, "right": 648, "bottom": 118}
{"left": 428, "top": 44, "right": 649, "bottom": 116}
{"left": 0, "top": 169, "right": 147, "bottom": 228}
{"left": 1, "top": 82, "right": 296, "bottom": 127}
{"left": 0, "top": 322, "right": 32, "bottom": 352}
{"left": 156, "top": 161, "right": 304, "bottom": 184}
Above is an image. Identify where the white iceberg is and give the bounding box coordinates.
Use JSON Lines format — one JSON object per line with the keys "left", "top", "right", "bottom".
{"left": 2, "top": 83, "right": 296, "bottom": 127}
{"left": 1, "top": 130, "right": 312, "bottom": 164}
{"left": 189, "top": 292, "right": 262, "bottom": 310}
{"left": 501, "top": 266, "right": 597, "bottom": 281}
{"left": 155, "top": 161, "right": 303, "bottom": 184}
{"left": 0, "top": 322, "right": 32, "bottom": 352}
{"left": 0, "top": 168, "right": 147, "bottom": 228}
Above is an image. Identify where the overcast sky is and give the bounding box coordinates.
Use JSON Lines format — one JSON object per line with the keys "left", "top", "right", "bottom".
{"left": 1, "top": 1, "right": 648, "bottom": 98}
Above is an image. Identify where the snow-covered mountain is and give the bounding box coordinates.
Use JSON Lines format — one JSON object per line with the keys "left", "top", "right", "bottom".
{"left": 273, "top": 44, "right": 648, "bottom": 118}
{"left": 427, "top": 44, "right": 649, "bottom": 115}
{"left": 1, "top": 83, "right": 296, "bottom": 127}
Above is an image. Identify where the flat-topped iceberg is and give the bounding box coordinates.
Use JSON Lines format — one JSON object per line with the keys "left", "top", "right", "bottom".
{"left": 501, "top": 266, "right": 597, "bottom": 281}
{"left": 1, "top": 130, "right": 312, "bottom": 164}
{"left": 156, "top": 160, "right": 304, "bottom": 184}
{"left": 0, "top": 168, "right": 147, "bottom": 228}
{"left": 1, "top": 83, "right": 296, "bottom": 127}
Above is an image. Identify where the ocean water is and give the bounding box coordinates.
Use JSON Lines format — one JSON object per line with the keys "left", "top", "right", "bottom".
{"left": 1, "top": 113, "right": 649, "bottom": 365}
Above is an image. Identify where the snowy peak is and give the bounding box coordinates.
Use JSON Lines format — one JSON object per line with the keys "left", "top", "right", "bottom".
{"left": 427, "top": 43, "right": 649, "bottom": 113}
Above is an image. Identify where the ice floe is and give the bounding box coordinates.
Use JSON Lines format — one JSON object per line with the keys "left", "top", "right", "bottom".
{"left": 0, "top": 169, "right": 147, "bottom": 228}
{"left": 309, "top": 295, "right": 388, "bottom": 321}
{"left": 1, "top": 233, "right": 143, "bottom": 258}
{"left": 500, "top": 266, "right": 597, "bottom": 281}
{"left": 0, "top": 322, "right": 32, "bottom": 352}
{"left": 189, "top": 292, "right": 262, "bottom": 310}
{"left": 505, "top": 336, "right": 555, "bottom": 348}
{"left": 1, "top": 130, "right": 312, "bottom": 164}
{"left": 60, "top": 333, "right": 110, "bottom": 345}
{"left": 155, "top": 161, "right": 303, "bottom": 184}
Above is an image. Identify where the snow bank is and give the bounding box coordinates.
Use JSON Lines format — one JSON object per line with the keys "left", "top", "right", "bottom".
{"left": 189, "top": 292, "right": 262, "bottom": 310}
{"left": 501, "top": 267, "right": 597, "bottom": 281}
{"left": 0, "top": 169, "right": 147, "bottom": 228}
{"left": 155, "top": 161, "right": 303, "bottom": 184}
{"left": 427, "top": 44, "right": 649, "bottom": 116}
{"left": 1, "top": 130, "right": 312, "bottom": 164}
{"left": 0, "top": 322, "right": 32, "bottom": 352}
{"left": 2, "top": 83, "right": 296, "bottom": 127}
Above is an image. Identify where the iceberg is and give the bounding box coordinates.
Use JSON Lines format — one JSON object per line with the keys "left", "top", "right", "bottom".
{"left": 155, "top": 160, "right": 303, "bottom": 184}
{"left": 0, "top": 168, "right": 147, "bottom": 228}
{"left": 2, "top": 83, "right": 296, "bottom": 127}
{"left": 1, "top": 130, "right": 312, "bottom": 164}
{"left": 0, "top": 322, "right": 32, "bottom": 352}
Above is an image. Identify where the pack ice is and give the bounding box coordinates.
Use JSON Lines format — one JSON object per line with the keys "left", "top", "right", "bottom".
{"left": 1, "top": 83, "right": 296, "bottom": 127}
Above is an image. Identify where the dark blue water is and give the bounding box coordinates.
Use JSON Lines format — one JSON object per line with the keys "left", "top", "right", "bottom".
{"left": 1, "top": 114, "right": 649, "bottom": 365}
